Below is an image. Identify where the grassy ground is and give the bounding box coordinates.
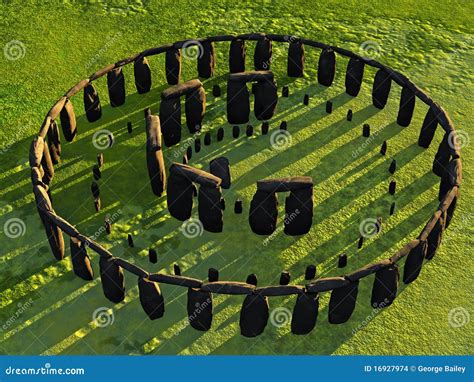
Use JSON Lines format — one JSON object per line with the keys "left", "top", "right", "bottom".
{"left": 0, "top": 0, "right": 472, "bottom": 355}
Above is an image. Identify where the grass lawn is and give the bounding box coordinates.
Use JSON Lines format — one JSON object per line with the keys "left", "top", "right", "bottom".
{"left": 0, "top": 0, "right": 472, "bottom": 355}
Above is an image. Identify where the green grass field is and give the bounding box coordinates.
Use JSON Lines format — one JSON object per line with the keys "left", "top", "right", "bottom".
{"left": 0, "top": 0, "right": 472, "bottom": 355}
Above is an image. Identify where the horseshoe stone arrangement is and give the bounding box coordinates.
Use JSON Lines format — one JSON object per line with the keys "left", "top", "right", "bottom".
{"left": 30, "top": 33, "right": 462, "bottom": 337}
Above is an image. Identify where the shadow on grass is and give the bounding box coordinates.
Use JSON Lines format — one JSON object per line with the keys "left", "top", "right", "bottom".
{"left": 0, "top": 76, "right": 443, "bottom": 356}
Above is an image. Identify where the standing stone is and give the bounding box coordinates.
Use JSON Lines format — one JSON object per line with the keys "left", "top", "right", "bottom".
{"left": 346, "top": 109, "right": 353, "bottom": 121}
{"left": 107, "top": 67, "right": 126, "bottom": 107}
{"left": 92, "top": 165, "right": 101, "bottom": 180}
{"left": 338, "top": 253, "right": 347, "bottom": 268}
{"left": 212, "top": 84, "right": 221, "bottom": 97}
{"left": 204, "top": 132, "right": 211, "bottom": 146}
{"left": 328, "top": 281, "right": 359, "bottom": 324}
{"left": 389, "top": 180, "right": 397, "bottom": 195}
{"left": 148, "top": 248, "right": 157, "bottom": 264}
{"left": 246, "top": 273, "right": 258, "bottom": 286}
{"left": 94, "top": 197, "right": 101, "bottom": 212}
{"left": 208, "top": 268, "right": 219, "bottom": 282}
{"left": 134, "top": 56, "right": 152, "bottom": 94}
{"left": 229, "top": 39, "right": 246, "bottom": 73}
{"left": 291, "top": 292, "right": 319, "bottom": 335}
{"left": 345, "top": 57, "right": 365, "bottom": 96}
{"left": 99, "top": 257, "right": 125, "bottom": 303}
{"left": 97, "top": 153, "right": 104, "bottom": 168}
{"left": 234, "top": 200, "right": 243, "bottom": 214}
{"left": 217, "top": 127, "right": 224, "bottom": 141}
{"left": 305, "top": 265, "right": 317, "bottom": 280}
{"left": 303, "top": 94, "right": 309, "bottom": 105}
{"left": 363, "top": 124, "right": 370, "bottom": 137}
{"left": 372, "top": 69, "right": 391, "bottom": 109}
{"left": 91, "top": 181, "right": 100, "bottom": 198}
{"left": 279, "top": 271, "right": 291, "bottom": 285}
{"left": 246, "top": 124, "right": 253, "bottom": 137}
{"left": 83, "top": 83, "right": 102, "bottom": 123}
{"left": 127, "top": 234, "right": 134, "bottom": 248}
{"left": 165, "top": 48, "right": 181, "bottom": 85}
{"left": 239, "top": 294, "right": 269, "bottom": 337}
{"left": 105, "top": 219, "right": 111, "bottom": 234}
{"left": 254, "top": 37, "right": 272, "bottom": 70}
{"left": 317, "top": 48, "right": 336, "bottom": 86}
{"left": 389, "top": 159, "right": 397, "bottom": 174}
{"left": 326, "top": 101, "right": 333, "bottom": 114}
{"left": 197, "top": 41, "right": 215, "bottom": 79}
{"left": 138, "top": 277, "right": 164, "bottom": 320}
{"left": 390, "top": 202, "right": 396, "bottom": 215}
{"left": 287, "top": 40, "right": 304, "bottom": 77}
{"left": 232, "top": 125, "right": 240, "bottom": 138}
{"left": 397, "top": 87, "right": 415, "bottom": 127}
